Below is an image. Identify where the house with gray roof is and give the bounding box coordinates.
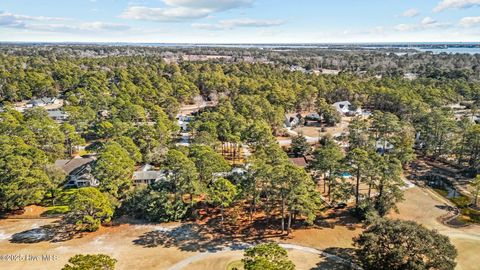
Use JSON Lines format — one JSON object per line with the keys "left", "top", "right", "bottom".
{"left": 55, "top": 157, "right": 99, "bottom": 188}
{"left": 132, "top": 164, "right": 169, "bottom": 185}
{"left": 333, "top": 101, "right": 362, "bottom": 116}
{"left": 47, "top": 110, "right": 68, "bottom": 122}
{"left": 29, "top": 97, "right": 59, "bottom": 107}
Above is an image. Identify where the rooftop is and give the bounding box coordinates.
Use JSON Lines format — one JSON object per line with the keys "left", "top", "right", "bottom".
{"left": 55, "top": 157, "right": 94, "bottom": 175}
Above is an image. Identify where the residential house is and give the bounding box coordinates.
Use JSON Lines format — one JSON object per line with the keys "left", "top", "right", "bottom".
{"left": 29, "top": 97, "right": 59, "bottom": 107}
{"left": 132, "top": 164, "right": 168, "bottom": 185}
{"left": 320, "top": 69, "right": 341, "bottom": 75}
{"left": 332, "top": 101, "right": 362, "bottom": 116}
{"left": 212, "top": 166, "right": 247, "bottom": 179}
{"left": 289, "top": 155, "right": 314, "bottom": 169}
{"left": 284, "top": 114, "right": 301, "bottom": 128}
{"left": 375, "top": 140, "right": 395, "bottom": 154}
{"left": 289, "top": 65, "right": 307, "bottom": 73}
{"left": 47, "top": 110, "right": 68, "bottom": 122}
{"left": 305, "top": 113, "right": 321, "bottom": 121}
{"left": 177, "top": 115, "right": 194, "bottom": 132}
{"left": 404, "top": 73, "right": 418, "bottom": 80}
{"left": 289, "top": 156, "right": 309, "bottom": 168}
{"left": 55, "top": 157, "right": 98, "bottom": 187}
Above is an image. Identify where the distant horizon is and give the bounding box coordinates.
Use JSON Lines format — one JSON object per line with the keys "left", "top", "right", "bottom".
{"left": 1, "top": 41, "right": 479, "bottom": 45}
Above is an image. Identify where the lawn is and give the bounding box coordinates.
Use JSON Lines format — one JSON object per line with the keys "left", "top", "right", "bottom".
{"left": 226, "top": 260, "right": 244, "bottom": 270}
{"left": 40, "top": 189, "right": 77, "bottom": 217}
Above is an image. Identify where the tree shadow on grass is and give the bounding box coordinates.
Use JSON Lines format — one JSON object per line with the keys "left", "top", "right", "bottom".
{"left": 10, "top": 220, "right": 82, "bottom": 243}
{"left": 133, "top": 223, "right": 220, "bottom": 252}
{"left": 132, "top": 206, "right": 362, "bottom": 253}
{"left": 311, "top": 247, "right": 358, "bottom": 270}
{"left": 311, "top": 257, "right": 353, "bottom": 270}
{"left": 132, "top": 212, "right": 281, "bottom": 252}
{"left": 435, "top": 204, "right": 455, "bottom": 211}
{"left": 313, "top": 209, "right": 362, "bottom": 231}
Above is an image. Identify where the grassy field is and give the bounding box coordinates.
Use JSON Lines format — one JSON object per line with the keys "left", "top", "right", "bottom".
{"left": 226, "top": 260, "right": 243, "bottom": 270}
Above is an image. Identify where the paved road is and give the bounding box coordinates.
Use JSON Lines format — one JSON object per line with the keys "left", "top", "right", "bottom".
{"left": 167, "top": 242, "right": 361, "bottom": 270}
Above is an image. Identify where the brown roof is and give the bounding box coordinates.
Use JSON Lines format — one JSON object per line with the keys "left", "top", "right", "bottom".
{"left": 289, "top": 157, "right": 308, "bottom": 168}
{"left": 55, "top": 157, "right": 94, "bottom": 175}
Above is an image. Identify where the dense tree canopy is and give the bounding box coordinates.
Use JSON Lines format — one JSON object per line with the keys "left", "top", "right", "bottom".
{"left": 354, "top": 219, "right": 457, "bottom": 270}
{"left": 243, "top": 243, "right": 295, "bottom": 270}
{"left": 0, "top": 135, "right": 51, "bottom": 212}
{"left": 62, "top": 254, "right": 117, "bottom": 270}
{"left": 0, "top": 45, "right": 478, "bottom": 249}
{"left": 93, "top": 142, "right": 135, "bottom": 199}
{"left": 66, "top": 187, "right": 114, "bottom": 232}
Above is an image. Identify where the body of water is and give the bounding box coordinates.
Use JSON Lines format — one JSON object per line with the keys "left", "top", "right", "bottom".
{"left": 414, "top": 47, "right": 480, "bottom": 54}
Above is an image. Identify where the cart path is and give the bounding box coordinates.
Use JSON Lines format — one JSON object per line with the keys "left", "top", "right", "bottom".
{"left": 167, "top": 242, "right": 361, "bottom": 270}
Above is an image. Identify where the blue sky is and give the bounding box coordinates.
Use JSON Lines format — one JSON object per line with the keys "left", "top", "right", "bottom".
{"left": 1, "top": 0, "right": 480, "bottom": 43}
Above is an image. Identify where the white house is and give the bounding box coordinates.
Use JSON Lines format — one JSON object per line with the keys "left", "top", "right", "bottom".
{"left": 284, "top": 115, "right": 301, "bottom": 128}
{"left": 47, "top": 110, "right": 68, "bottom": 122}
{"left": 332, "top": 101, "right": 362, "bottom": 116}
{"left": 404, "top": 73, "right": 418, "bottom": 80}
{"left": 375, "top": 140, "right": 395, "bottom": 154}
{"left": 132, "top": 164, "right": 169, "bottom": 185}
{"left": 212, "top": 167, "right": 247, "bottom": 178}
{"left": 177, "top": 115, "right": 194, "bottom": 132}
{"left": 289, "top": 65, "right": 307, "bottom": 73}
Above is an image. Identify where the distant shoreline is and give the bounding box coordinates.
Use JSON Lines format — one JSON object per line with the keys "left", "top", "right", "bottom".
{"left": 1, "top": 42, "right": 479, "bottom": 54}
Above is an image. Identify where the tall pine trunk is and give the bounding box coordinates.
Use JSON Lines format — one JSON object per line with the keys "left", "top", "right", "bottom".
{"left": 220, "top": 205, "right": 224, "bottom": 223}
{"left": 287, "top": 211, "right": 292, "bottom": 235}
{"left": 250, "top": 196, "right": 256, "bottom": 222}
{"left": 281, "top": 195, "right": 285, "bottom": 234}
{"left": 355, "top": 168, "right": 360, "bottom": 206}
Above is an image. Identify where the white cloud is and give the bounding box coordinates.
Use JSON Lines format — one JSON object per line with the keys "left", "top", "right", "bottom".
{"left": 163, "top": 0, "right": 252, "bottom": 11}
{"left": 394, "top": 24, "right": 417, "bottom": 32}
{"left": 434, "top": 0, "right": 480, "bottom": 12}
{"left": 79, "top": 22, "right": 130, "bottom": 31}
{"left": 120, "top": 0, "right": 253, "bottom": 22}
{"left": 25, "top": 22, "right": 130, "bottom": 33}
{"left": 0, "top": 11, "right": 129, "bottom": 33}
{"left": 401, "top": 8, "right": 420, "bottom": 17}
{"left": 459, "top": 16, "right": 480, "bottom": 27}
{"left": 120, "top": 6, "right": 210, "bottom": 21}
{"left": 421, "top": 17, "right": 437, "bottom": 25}
{"left": 394, "top": 17, "right": 450, "bottom": 32}
{"left": 192, "top": 18, "right": 284, "bottom": 30}
{"left": 0, "top": 11, "right": 67, "bottom": 28}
